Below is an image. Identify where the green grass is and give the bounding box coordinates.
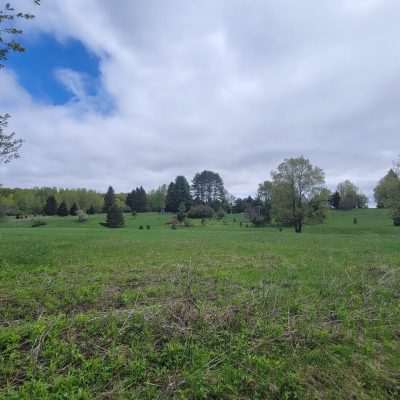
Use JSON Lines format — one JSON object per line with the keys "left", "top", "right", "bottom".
{"left": 0, "top": 210, "right": 399, "bottom": 399}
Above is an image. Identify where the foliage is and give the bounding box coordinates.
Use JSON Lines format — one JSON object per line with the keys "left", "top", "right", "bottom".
{"left": 0, "top": 114, "right": 23, "bottom": 163}
{"left": 337, "top": 180, "right": 368, "bottom": 210}
{"left": 191, "top": 170, "right": 225, "bottom": 204}
{"left": 187, "top": 204, "right": 214, "bottom": 219}
{"left": 329, "top": 191, "right": 341, "bottom": 209}
{"left": 166, "top": 176, "right": 192, "bottom": 212}
{"left": 271, "top": 156, "right": 326, "bottom": 233}
{"left": 57, "top": 201, "right": 69, "bottom": 217}
{"left": 105, "top": 203, "right": 125, "bottom": 228}
{"left": 31, "top": 218, "right": 46, "bottom": 227}
{"left": 126, "top": 186, "right": 147, "bottom": 213}
{"left": 69, "top": 202, "right": 78, "bottom": 216}
{"left": 177, "top": 202, "right": 186, "bottom": 222}
{"left": 391, "top": 207, "right": 400, "bottom": 226}
{"left": 77, "top": 209, "right": 88, "bottom": 223}
{"left": 103, "top": 186, "right": 116, "bottom": 213}
{"left": 43, "top": 195, "right": 58, "bottom": 216}
{"left": 147, "top": 184, "right": 167, "bottom": 212}
{"left": 374, "top": 169, "right": 400, "bottom": 208}
{"left": 216, "top": 207, "right": 225, "bottom": 220}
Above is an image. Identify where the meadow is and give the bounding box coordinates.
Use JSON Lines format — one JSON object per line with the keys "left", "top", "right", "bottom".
{"left": 0, "top": 209, "right": 399, "bottom": 399}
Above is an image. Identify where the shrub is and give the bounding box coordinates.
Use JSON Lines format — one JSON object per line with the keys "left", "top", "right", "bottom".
{"left": 171, "top": 223, "right": 177, "bottom": 230}
{"left": 139, "top": 225, "right": 144, "bottom": 230}
{"left": 146, "top": 225, "right": 151, "bottom": 230}
{"left": 392, "top": 208, "right": 400, "bottom": 226}
{"left": 353, "top": 217, "right": 358, "bottom": 225}
{"left": 105, "top": 204, "right": 125, "bottom": 228}
{"left": 216, "top": 208, "right": 225, "bottom": 220}
{"left": 187, "top": 205, "right": 214, "bottom": 219}
{"left": 183, "top": 219, "right": 192, "bottom": 227}
{"left": 77, "top": 210, "right": 88, "bottom": 223}
{"left": 177, "top": 202, "right": 187, "bottom": 223}
{"left": 32, "top": 219, "right": 47, "bottom": 228}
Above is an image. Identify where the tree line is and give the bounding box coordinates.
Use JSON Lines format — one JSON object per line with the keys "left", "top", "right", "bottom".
{"left": 3, "top": 157, "right": 400, "bottom": 231}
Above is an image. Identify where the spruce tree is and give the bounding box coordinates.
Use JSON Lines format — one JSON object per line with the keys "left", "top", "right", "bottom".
{"left": 57, "top": 201, "right": 69, "bottom": 217}
{"left": 106, "top": 203, "right": 125, "bottom": 228}
{"left": 43, "top": 195, "right": 58, "bottom": 216}
{"left": 103, "top": 186, "right": 115, "bottom": 213}
{"left": 87, "top": 205, "right": 96, "bottom": 215}
{"left": 70, "top": 202, "right": 79, "bottom": 216}
{"left": 166, "top": 182, "right": 178, "bottom": 212}
{"left": 175, "top": 176, "right": 192, "bottom": 209}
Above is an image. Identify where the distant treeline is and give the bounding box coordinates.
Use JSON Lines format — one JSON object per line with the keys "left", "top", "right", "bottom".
{"left": 1, "top": 159, "right": 400, "bottom": 230}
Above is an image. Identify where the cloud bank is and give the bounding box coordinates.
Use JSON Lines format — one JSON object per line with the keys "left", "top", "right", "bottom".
{"left": 1, "top": 0, "right": 400, "bottom": 198}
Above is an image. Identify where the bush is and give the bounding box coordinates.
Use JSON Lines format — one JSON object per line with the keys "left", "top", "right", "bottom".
{"left": 105, "top": 204, "right": 125, "bottom": 228}
{"left": 187, "top": 205, "right": 214, "bottom": 219}
{"left": 392, "top": 208, "right": 400, "bottom": 226}
{"left": 77, "top": 210, "right": 88, "bottom": 223}
{"left": 32, "top": 219, "right": 47, "bottom": 228}
{"left": 146, "top": 225, "right": 151, "bottom": 230}
{"left": 139, "top": 225, "right": 144, "bottom": 230}
{"left": 216, "top": 208, "right": 225, "bottom": 220}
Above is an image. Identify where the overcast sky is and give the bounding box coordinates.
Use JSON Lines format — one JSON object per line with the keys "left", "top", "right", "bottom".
{"left": 1, "top": 0, "right": 399, "bottom": 199}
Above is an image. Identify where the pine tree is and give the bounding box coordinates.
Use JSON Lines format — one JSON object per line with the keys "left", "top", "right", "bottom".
{"left": 57, "top": 201, "right": 69, "bottom": 217}
{"left": 43, "top": 195, "right": 58, "bottom": 216}
{"left": 175, "top": 176, "right": 192, "bottom": 209}
{"left": 70, "top": 202, "right": 79, "bottom": 216}
{"left": 103, "top": 186, "right": 115, "bottom": 213}
{"left": 166, "top": 182, "right": 178, "bottom": 212}
{"left": 87, "top": 205, "right": 96, "bottom": 215}
{"left": 105, "top": 204, "right": 125, "bottom": 228}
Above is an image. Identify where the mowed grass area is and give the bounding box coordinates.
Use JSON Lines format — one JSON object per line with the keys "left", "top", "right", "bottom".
{"left": 0, "top": 210, "right": 399, "bottom": 399}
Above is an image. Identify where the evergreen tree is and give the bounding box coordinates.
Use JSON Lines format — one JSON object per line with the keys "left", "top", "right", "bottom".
{"left": 175, "top": 176, "right": 192, "bottom": 209}
{"left": 166, "top": 182, "right": 178, "bottom": 212}
{"left": 329, "top": 191, "right": 341, "bottom": 209}
{"left": 87, "top": 205, "right": 96, "bottom": 215}
{"left": 127, "top": 187, "right": 147, "bottom": 212}
{"left": 105, "top": 204, "right": 125, "bottom": 228}
{"left": 191, "top": 170, "right": 225, "bottom": 204}
{"left": 136, "top": 186, "right": 147, "bottom": 212}
{"left": 57, "top": 201, "right": 69, "bottom": 217}
{"left": 43, "top": 195, "right": 58, "bottom": 216}
{"left": 103, "top": 186, "right": 115, "bottom": 213}
{"left": 70, "top": 203, "right": 79, "bottom": 216}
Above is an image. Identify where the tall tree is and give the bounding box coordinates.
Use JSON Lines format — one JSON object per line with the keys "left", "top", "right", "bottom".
{"left": 43, "top": 195, "right": 57, "bottom": 216}
{"left": 175, "top": 176, "right": 192, "bottom": 209}
{"left": 271, "top": 156, "right": 327, "bottom": 233}
{"left": 337, "top": 180, "right": 367, "bottom": 210}
{"left": 103, "top": 186, "right": 116, "bottom": 213}
{"left": 191, "top": 170, "right": 225, "bottom": 205}
{"left": 374, "top": 169, "right": 400, "bottom": 208}
{"left": 165, "top": 182, "right": 178, "bottom": 212}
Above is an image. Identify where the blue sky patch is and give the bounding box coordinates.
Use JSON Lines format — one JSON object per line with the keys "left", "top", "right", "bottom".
{"left": 7, "top": 33, "right": 105, "bottom": 106}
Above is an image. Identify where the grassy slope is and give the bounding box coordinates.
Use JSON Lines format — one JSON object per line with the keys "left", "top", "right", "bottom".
{"left": 0, "top": 210, "right": 399, "bottom": 399}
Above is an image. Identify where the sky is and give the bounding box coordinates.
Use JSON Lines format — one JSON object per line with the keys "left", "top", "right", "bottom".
{"left": 1, "top": 0, "right": 399, "bottom": 199}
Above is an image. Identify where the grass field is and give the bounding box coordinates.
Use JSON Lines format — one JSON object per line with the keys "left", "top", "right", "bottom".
{"left": 0, "top": 209, "right": 399, "bottom": 399}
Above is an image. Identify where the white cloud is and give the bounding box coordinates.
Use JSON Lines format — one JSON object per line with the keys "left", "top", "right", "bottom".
{"left": 1, "top": 0, "right": 400, "bottom": 199}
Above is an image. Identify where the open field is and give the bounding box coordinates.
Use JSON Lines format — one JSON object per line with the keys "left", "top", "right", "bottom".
{"left": 0, "top": 209, "right": 399, "bottom": 399}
